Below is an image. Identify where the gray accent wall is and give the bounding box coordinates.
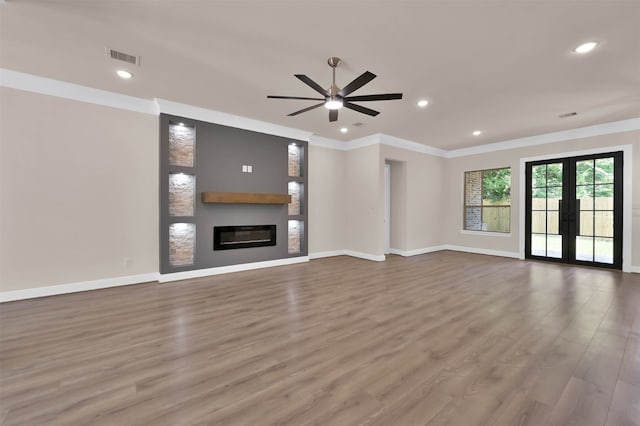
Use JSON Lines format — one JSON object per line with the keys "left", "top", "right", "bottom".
{"left": 160, "top": 113, "right": 308, "bottom": 274}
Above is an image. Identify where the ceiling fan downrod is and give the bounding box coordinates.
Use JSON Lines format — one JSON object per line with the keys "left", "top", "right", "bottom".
{"left": 327, "top": 57, "right": 341, "bottom": 97}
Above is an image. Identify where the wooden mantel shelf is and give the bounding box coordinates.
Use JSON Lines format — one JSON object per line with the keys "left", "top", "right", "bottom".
{"left": 201, "top": 192, "right": 291, "bottom": 205}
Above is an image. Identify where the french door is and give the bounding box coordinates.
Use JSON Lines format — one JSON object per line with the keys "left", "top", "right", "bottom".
{"left": 525, "top": 152, "right": 623, "bottom": 269}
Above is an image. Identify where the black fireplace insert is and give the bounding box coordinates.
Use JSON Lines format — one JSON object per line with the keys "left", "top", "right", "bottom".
{"left": 213, "top": 225, "right": 276, "bottom": 250}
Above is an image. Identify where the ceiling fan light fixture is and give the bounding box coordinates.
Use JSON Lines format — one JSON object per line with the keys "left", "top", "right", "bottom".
{"left": 325, "top": 97, "right": 343, "bottom": 110}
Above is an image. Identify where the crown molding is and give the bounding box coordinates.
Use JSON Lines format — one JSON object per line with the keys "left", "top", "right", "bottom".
{"left": 308, "top": 135, "right": 349, "bottom": 150}
{"left": 345, "top": 134, "right": 382, "bottom": 150}
{"left": 446, "top": 118, "right": 640, "bottom": 158}
{"left": 3, "top": 69, "right": 637, "bottom": 158}
{"left": 154, "top": 98, "right": 312, "bottom": 143}
{"left": 379, "top": 134, "right": 448, "bottom": 157}
{"left": 0, "top": 68, "right": 157, "bottom": 114}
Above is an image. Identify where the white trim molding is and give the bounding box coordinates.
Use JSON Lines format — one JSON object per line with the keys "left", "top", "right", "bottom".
{"left": 309, "top": 250, "right": 349, "bottom": 259}
{"left": 344, "top": 251, "right": 386, "bottom": 262}
{"left": 444, "top": 245, "right": 521, "bottom": 259}
{"left": 389, "top": 245, "right": 448, "bottom": 257}
{"left": 0, "top": 68, "right": 157, "bottom": 114}
{"left": 2, "top": 69, "right": 637, "bottom": 159}
{"left": 0, "top": 273, "right": 159, "bottom": 303}
{"left": 447, "top": 119, "right": 640, "bottom": 158}
{"left": 379, "top": 134, "right": 448, "bottom": 157}
{"left": 309, "top": 250, "right": 385, "bottom": 262}
{"left": 390, "top": 244, "right": 520, "bottom": 259}
{"left": 309, "top": 135, "right": 349, "bottom": 151}
{"left": 459, "top": 230, "right": 512, "bottom": 237}
{"left": 158, "top": 256, "right": 309, "bottom": 283}
{"left": 345, "top": 134, "right": 382, "bottom": 150}
{"left": 154, "top": 98, "right": 312, "bottom": 142}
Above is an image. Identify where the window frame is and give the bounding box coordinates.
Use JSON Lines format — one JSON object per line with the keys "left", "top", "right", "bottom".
{"left": 463, "top": 167, "right": 511, "bottom": 233}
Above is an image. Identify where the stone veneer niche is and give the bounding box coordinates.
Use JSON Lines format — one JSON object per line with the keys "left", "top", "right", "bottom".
{"left": 159, "top": 114, "right": 308, "bottom": 275}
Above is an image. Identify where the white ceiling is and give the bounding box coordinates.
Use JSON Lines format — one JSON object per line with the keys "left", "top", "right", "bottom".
{"left": 1, "top": 1, "right": 639, "bottom": 150}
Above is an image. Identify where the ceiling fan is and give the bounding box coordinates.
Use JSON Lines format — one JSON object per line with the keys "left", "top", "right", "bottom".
{"left": 268, "top": 57, "right": 403, "bottom": 122}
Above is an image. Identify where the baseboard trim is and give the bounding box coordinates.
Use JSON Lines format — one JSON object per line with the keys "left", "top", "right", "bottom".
{"left": 626, "top": 265, "right": 640, "bottom": 273}
{"left": 388, "top": 246, "right": 448, "bottom": 257}
{"left": 444, "top": 245, "right": 521, "bottom": 259}
{"left": 0, "top": 273, "right": 159, "bottom": 303}
{"left": 309, "top": 250, "right": 348, "bottom": 259}
{"left": 310, "top": 250, "right": 385, "bottom": 262}
{"left": 4, "top": 249, "right": 634, "bottom": 302}
{"left": 158, "top": 256, "right": 310, "bottom": 283}
{"left": 344, "top": 251, "right": 386, "bottom": 262}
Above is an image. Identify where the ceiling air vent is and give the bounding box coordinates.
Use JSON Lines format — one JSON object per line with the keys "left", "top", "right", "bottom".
{"left": 352, "top": 122, "right": 364, "bottom": 127}
{"left": 106, "top": 47, "right": 139, "bottom": 66}
{"left": 558, "top": 112, "right": 577, "bottom": 118}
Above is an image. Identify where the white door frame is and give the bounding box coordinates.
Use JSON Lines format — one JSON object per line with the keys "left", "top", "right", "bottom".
{"left": 384, "top": 163, "right": 391, "bottom": 254}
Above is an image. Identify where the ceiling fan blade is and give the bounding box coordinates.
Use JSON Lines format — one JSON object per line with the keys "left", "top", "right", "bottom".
{"left": 329, "top": 109, "right": 338, "bottom": 122}
{"left": 268, "top": 95, "right": 325, "bottom": 101}
{"left": 294, "top": 74, "right": 328, "bottom": 96}
{"left": 345, "top": 93, "right": 403, "bottom": 102}
{"left": 287, "top": 102, "right": 325, "bottom": 116}
{"left": 339, "top": 71, "right": 376, "bottom": 97}
{"left": 343, "top": 101, "right": 380, "bottom": 116}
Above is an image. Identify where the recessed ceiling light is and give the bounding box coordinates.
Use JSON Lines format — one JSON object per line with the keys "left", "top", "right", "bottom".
{"left": 417, "top": 100, "right": 429, "bottom": 108}
{"left": 574, "top": 42, "right": 598, "bottom": 54}
{"left": 340, "top": 127, "right": 348, "bottom": 133}
{"left": 116, "top": 70, "right": 133, "bottom": 79}
{"left": 472, "top": 130, "right": 482, "bottom": 136}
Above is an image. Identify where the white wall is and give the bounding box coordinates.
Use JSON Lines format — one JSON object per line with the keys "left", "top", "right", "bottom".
{"left": 307, "top": 144, "right": 346, "bottom": 254}
{"left": 443, "top": 131, "right": 640, "bottom": 268}
{"left": 345, "top": 144, "right": 383, "bottom": 257}
{"left": 1, "top": 82, "right": 638, "bottom": 299}
{"left": 0, "top": 87, "right": 159, "bottom": 291}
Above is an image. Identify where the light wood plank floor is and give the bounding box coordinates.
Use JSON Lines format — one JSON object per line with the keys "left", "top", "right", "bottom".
{"left": 1, "top": 251, "right": 639, "bottom": 425}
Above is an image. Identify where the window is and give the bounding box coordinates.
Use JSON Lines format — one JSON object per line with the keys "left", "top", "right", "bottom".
{"left": 464, "top": 167, "right": 511, "bottom": 233}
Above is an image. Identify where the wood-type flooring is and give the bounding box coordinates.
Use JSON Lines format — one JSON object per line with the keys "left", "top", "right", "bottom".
{"left": 1, "top": 251, "right": 639, "bottom": 425}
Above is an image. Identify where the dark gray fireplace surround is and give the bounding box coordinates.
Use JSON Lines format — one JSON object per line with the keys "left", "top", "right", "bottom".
{"left": 160, "top": 113, "right": 308, "bottom": 274}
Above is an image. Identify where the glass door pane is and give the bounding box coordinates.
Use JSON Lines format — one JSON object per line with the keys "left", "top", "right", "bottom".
{"left": 529, "top": 163, "right": 563, "bottom": 259}
{"left": 593, "top": 158, "right": 614, "bottom": 264}
{"left": 574, "top": 158, "right": 615, "bottom": 264}
{"left": 576, "top": 161, "right": 594, "bottom": 261}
